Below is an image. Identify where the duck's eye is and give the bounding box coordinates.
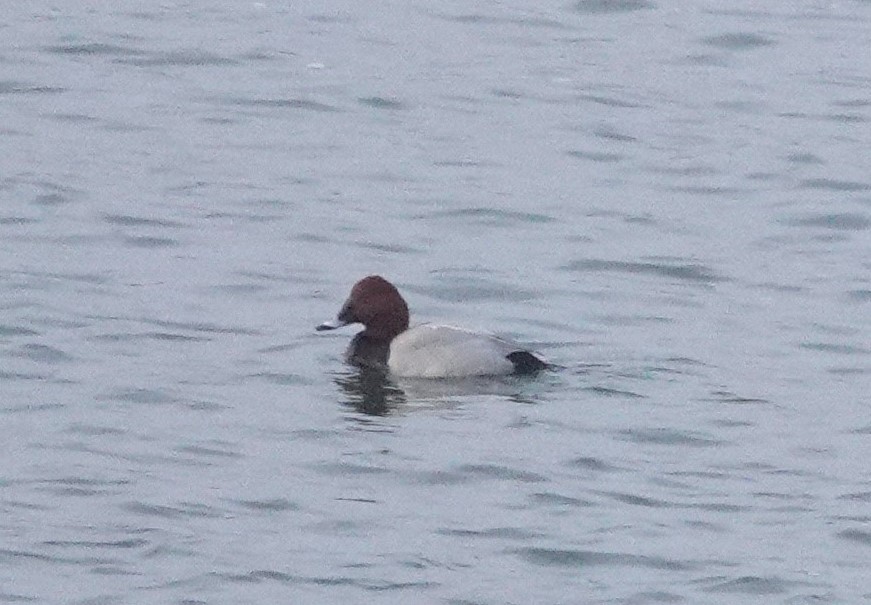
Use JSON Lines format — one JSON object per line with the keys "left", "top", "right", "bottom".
{"left": 338, "top": 303, "right": 356, "bottom": 323}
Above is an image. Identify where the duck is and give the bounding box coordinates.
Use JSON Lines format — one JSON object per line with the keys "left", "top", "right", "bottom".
{"left": 317, "top": 275, "right": 547, "bottom": 378}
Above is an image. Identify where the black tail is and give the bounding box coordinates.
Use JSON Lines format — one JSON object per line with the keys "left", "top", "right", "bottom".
{"left": 506, "top": 351, "right": 549, "bottom": 374}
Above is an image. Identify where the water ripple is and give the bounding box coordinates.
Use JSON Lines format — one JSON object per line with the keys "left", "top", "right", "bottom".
{"left": 417, "top": 207, "right": 556, "bottom": 225}
{"left": 227, "top": 97, "right": 341, "bottom": 112}
{"left": 800, "top": 178, "right": 871, "bottom": 192}
{"left": 847, "top": 289, "right": 871, "bottom": 303}
{"left": 102, "top": 213, "right": 188, "bottom": 228}
{"left": 141, "top": 318, "right": 258, "bottom": 336}
{"left": 37, "top": 476, "right": 130, "bottom": 498}
{"left": 455, "top": 464, "right": 548, "bottom": 483}
{"left": 176, "top": 443, "right": 243, "bottom": 459}
{"left": 123, "top": 501, "right": 228, "bottom": 519}
{"left": 836, "top": 529, "right": 871, "bottom": 546}
{"left": 11, "top": 344, "right": 74, "bottom": 364}
{"left": 563, "top": 259, "right": 724, "bottom": 283}
{"left": 44, "top": 43, "right": 145, "bottom": 57}
{"left": 583, "top": 386, "right": 645, "bottom": 398}
{"left": 358, "top": 96, "right": 407, "bottom": 110}
{"left": 437, "top": 526, "right": 541, "bottom": 540}
{"left": 0, "top": 325, "right": 39, "bottom": 337}
{"left": 119, "top": 50, "right": 237, "bottom": 67}
{"left": 701, "top": 575, "right": 794, "bottom": 595}
{"left": 42, "top": 538, "right": 147, "bottom": 550}
{"left": 781, "top": 212, "right": 870, "bottom": 231}
{"left": 0, "top": 81, "right": 65, "bottom": 95}
{"left": 573, "top": 0, "right": 655, "bottom": 14}
{"left": 598, "top": 490, "right": 672, "bottom": 508}
{"left": 410, "top": 277, "right": 539, "bottom": 302}
{"left": 98, "top": 388, "right": 176, "bottom": 405}
{"left": 620, "top": 428, "right": 723, "bottom": 447}
{"left": 701, "top": 33, "right": 776, "bottom": 50}
{"left": 530, "top": 492, "right": 595, "bottom": 507}
{"left": 565, "top": 456, "right": 622, "bottom": 472}
{"left": 567, "top": 150, "right": 625, "bottom": 162}
{"left": 0, "top": 591, "right": 36, "bottom": 602}
{"left": 517, "top": 547, "right": 695, "bottom": 570}
{"left": 123, "top": 235, "right": 179, "bottom": 248}
{"left": 227, "top": 570, "right": 436, "bottom": 591}
{"left": 231, "top": 498, "right": 300, "bottom": 512}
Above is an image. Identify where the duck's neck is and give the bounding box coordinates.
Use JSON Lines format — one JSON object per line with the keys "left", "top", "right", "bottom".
{"left": 364, "top": 313, "right": 408, "bottom": 342}
{"left": 346, "top": 331, "right": 392, "bottom": 369}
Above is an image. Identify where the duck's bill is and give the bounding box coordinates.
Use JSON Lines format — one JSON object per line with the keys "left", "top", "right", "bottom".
{"left": 316, "top": 319, "right": 349, "bottom": 331}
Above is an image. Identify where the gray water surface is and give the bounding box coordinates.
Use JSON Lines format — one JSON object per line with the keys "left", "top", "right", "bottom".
{"left": 2, "top": 1, "right": 870, "bottom": 603}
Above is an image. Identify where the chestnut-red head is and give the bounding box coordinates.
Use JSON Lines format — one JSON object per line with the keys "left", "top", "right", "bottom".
{"left": 317, "top": 276, "right": 410, "bottom": 342}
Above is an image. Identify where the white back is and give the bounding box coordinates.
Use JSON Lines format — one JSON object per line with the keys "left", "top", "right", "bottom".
{"left": 387, "top": 324, "right": 520, "bottom": 378}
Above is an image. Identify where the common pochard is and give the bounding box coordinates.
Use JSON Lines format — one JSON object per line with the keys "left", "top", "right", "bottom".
{"left": 317, "top": 275, "right": 547, "bottom": 378}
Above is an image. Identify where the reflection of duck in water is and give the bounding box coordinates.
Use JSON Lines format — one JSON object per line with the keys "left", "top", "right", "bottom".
{"left": 317, "top": 276, "right": 548, "bottom": 378}
{"left": 333, "top": 366, "right": 406, "bottom": 417}
{"left": 333, "top": 365, "right": 543, "bottom": 417}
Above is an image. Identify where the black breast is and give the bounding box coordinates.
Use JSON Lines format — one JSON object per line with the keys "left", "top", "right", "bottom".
{"left": 345, "top": 332, "right": 390, "bottom": 370}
